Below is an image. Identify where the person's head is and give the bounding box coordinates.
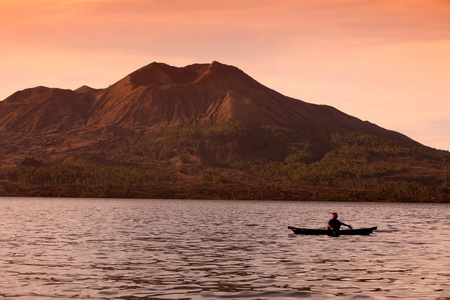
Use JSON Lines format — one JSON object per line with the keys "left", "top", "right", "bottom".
{"left": 331, "top": 213, "right": 338, "bottom": 219}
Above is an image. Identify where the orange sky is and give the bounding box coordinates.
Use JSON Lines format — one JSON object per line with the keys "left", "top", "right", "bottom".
{"left": 1, "top": 0, "right": 449, "bottom": 150}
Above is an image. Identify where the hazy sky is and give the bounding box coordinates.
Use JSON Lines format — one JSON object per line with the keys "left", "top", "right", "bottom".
{"left": 1, "top": 0, "right": 449, "bottom": 150}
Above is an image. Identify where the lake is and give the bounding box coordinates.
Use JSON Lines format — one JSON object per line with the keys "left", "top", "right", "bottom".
{"left": 0, "top": 198, "right": 448, "bottom": 299}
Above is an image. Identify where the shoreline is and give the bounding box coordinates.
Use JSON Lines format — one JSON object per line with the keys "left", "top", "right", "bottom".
{"left": 1, "top": 182, "right": 448, "bottom": 203}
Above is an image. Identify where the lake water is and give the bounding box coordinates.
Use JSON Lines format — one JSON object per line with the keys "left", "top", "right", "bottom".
{"left": 0, "top": 198, "right": 448, "bottom": 300}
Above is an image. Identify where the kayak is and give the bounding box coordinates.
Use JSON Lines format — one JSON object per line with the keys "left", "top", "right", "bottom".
{"left": 288, "top": 226, "right": 377, "bottom": 236}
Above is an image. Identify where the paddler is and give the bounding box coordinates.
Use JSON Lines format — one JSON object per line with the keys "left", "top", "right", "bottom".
{"left": 328, "top": 212, "right": 352, "bottom": 236}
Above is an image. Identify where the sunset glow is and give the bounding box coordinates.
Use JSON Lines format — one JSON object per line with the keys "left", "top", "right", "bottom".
{"left": 1, "top": 0, "right": 449, "bottom": 150}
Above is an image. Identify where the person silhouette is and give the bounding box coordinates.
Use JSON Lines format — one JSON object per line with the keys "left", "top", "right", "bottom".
{"left": 328, "top": 213, "right": 352, "bottom": 236}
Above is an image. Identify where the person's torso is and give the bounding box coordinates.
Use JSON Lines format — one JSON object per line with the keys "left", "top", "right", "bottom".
{"left": 329, "top": 218, "right": 342, "bottom": 229}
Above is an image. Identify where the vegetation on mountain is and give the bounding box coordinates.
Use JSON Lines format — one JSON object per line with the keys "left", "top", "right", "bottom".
{"left": 127, "top": 122, "right": 449, "bottom": 201}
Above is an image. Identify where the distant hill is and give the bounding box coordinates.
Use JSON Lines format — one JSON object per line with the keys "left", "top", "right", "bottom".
{"left": 0, "top": 61, "right": 448, "bottom": 201}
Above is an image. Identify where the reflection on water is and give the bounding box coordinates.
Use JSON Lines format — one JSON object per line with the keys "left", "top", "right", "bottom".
{"left": 0, "top": 198, "right": 448, "bottom": 299}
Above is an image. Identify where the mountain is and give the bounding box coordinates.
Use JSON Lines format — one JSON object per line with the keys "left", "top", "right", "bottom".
{"left": 0, "top": 61, "right": 417, "bottom": 155}
{"left": 0, "top": 61, "right": 448, "bottom": 201}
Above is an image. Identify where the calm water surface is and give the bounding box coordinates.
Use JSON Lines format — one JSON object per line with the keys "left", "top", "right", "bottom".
{"left": 0, "top": 198, "right": 448, "bottom": 299}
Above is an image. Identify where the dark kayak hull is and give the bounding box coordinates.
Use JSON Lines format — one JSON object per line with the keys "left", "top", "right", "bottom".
{"left": 288, "top": 226, "right": 377, "bottom": 236}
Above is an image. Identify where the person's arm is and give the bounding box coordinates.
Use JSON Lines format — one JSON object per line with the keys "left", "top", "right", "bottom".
{"left": 341, "top": 222, "right": 352, "bottom": 229}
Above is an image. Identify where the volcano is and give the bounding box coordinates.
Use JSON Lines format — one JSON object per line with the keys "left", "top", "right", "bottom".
{"left": 0, "top": 61, "right": 448, "bottom": 202}
{"left": 0, "top": 61, "right": 418, "bottom": 159}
